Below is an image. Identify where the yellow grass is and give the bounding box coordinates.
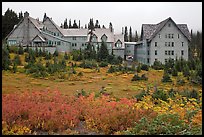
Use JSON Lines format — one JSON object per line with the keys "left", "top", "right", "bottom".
{"left": 2, "top": 55, "right": 202, "bottom": 98}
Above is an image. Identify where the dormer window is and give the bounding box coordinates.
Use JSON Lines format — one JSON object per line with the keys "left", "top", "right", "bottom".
{"left": 101, "top": 34, "right": 107, "bottom": 42}
{"left": 115, "top": 40, "right": 122, "bottom": 48}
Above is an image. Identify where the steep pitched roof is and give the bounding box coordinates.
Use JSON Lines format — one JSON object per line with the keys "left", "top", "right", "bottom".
{"left": 141, "top": 17, "right": 191, "bottom": 42}
{"left": 44, "top": 17, "right": 64, "bottom": 35}
{"left": 5, "top": 16, "right": 43, "bottom": 40}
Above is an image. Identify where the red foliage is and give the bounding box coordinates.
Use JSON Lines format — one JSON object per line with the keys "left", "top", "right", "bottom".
{"left": 2, "top": 90, "right": 158, "bottom": 134}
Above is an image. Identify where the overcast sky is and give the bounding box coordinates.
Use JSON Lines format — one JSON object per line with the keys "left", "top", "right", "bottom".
{"left": 2, "top": 2, "right": 202, "bottom": 35}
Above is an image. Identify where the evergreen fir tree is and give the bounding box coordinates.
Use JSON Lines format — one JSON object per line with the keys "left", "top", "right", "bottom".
{"left": 129, "top": 26, "right": 132, "bottom": 42}
{"left": 135, "top": 30, "right": 139, "bottom": 42}
{"left": 64, "top": 18, "right": 68, "bottom": 29}
{"left": 124, "top": 26, "right": 128, "bottom": 42}
{"left": 98, "top": 41, "right": 109, "bottom": 61}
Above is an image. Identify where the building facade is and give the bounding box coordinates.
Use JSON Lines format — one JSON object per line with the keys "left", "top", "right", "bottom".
{"left": 137, "top": 17, "right": 191, "bottom": 65}
{"left": 6, "top": 13, "right": 191, "bottom": 65}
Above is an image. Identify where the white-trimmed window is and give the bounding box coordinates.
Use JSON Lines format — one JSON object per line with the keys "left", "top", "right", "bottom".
{"left": 8, "top": 40, "right": 17, "bottom": 45}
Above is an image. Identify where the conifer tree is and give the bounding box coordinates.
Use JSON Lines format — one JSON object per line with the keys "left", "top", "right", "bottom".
{"left": 124, "top": 26, "right": 128, "bottom": 42}
{"left": 129, "top": 26, "right": 132, "bottom": 42}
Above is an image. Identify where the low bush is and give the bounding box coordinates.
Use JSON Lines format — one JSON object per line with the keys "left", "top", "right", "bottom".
{"left": 152, "top": 60, "right": 163, "bottom": 70}
{"left": 152, "top": 89, "right": 168, "bottom": 101}
{"left": 161, "top": 73, "right": 172, "bottom": 83}
{"left": 121, "top": 113, "right": 201, "bottom": 135}
{"left": 79, "top": 60, "right": 97, "bottom": 69}
{"left": 141, "top": 64, "right": 149, "bottom": 71}
{"left": 99, "top": 61, "right": 108, "bottom": 67}
{"left": 131, "top": 74, "right": 148, "bottom": 81}
{"left": 131, "top": 74, "right": 141, "bottom": 81}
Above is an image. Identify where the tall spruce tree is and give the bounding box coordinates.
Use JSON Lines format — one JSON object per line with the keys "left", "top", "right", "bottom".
{"left": 129, "top": 26, "right": 132, "bottom": 42}
{"left": 98, "top": 41, "right": 109, "bottom": 61}
{"left": 2, "top": 8, "right": 20, "bottom": 39}
{"left": 135, "top": 30, "right": 139, "bottom": 42}
{"left": 72, "top": 20, "right": 78, "bottom": 28}
{"left": 124, "top": 26, "right": 128, "bottom": 42}
{"left": 109, "top": 22, "right": 113, "bottom": 32}
{"left": 64, "top": 18, "right": 68, "bottom": 29}
{"left": 69, "top": 19, "right": 72, "bottom": 28}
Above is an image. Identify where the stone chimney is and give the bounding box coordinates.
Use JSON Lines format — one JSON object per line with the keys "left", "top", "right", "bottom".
{"left": 24, "top": 11, "right": 29, "bottom": 18}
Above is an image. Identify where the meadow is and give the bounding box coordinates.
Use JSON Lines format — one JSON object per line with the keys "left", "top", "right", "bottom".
{"left": 2, "top": 50, "right": 202, "bottom": 135}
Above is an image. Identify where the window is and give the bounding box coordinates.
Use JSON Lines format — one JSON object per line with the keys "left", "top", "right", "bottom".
{"left": 182, "top": 42, "right": 184, "bottom": 47}
{"left": 8, "top": 40, "right": 17, "bottom": 45}
{"left": 82, "top": 43, "right": 84, "bottom": 47}
{"left": 72, "top": 43, "right": 74, "bottom": 47}
{"left": 155, "top": 50, "right": 157, "bottom": 55}
{"left": 147, "top": 50, "right": 150, "bottom": 55}
{"left": 75, "top": 43, "right": 77, "bottom": 47}
{"left": 172, "top": 42, "right": 174, "bottom": 47}
{"left": 178, "top": 34, "right": 179, "bottom": 38}
{"left": 168, "top": 42, "right": 171, "bottom": 47}
{"left": 171, "top": 34, "right": 174, "bottom": 38}
{"left": 168, "top": 51, "right": 171, "bottom": 55}
{"left": 168, "top": 34, "right": 171, "bottom": 38}
{"left": 158, "top": 34, "right": 161, "bottom": 38}
{"left": 155, "top": 58, "right": 158, "bottom": 61}
{"left": 57, "top": 41, "right": 61, "bottom": 45}
{"left": 73, "top": 37, "right": 76, "bottom": 40}
{"left": 57, "top": 33, "right": 59, "bottom": 36}
{"left": 54, "top": 33, "right": 56, "bottom": 36}
{"left": 165, "top": 42, "right": 167, "bottom": 46}
{"left": 165, "top": 34, "right": 167, "bottom": 38}
{"left": 165, "top": 51, "right": 167, "bottom": 55}
{"left": 181, "top": 50, "right": 184, "bottom": 56}
{"left": 165, "top": 59, "right": 168, "bottom": 63}
{"left": 147, "top": 58, "right": 150, "bottom": 63}
{"left": 168, "top": 23, "right": 171, "bottom": 27}
{"left": 55, "top": 41, "right": 57, "bottom": 45}
{"left": 172, "top": 50, "right": 174, "bottom": 55}
{"left": 155, "top": 42, "right": 157, "bottom": 47}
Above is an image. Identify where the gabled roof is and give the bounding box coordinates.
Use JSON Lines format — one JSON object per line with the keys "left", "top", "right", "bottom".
{"left": 43, "top": 17, "right": 64, "bottom": 35}
{"left": 5, "top": 16, "right": 43, "bottom": 40}
{"left": 141, "top": 17, "right": 191, "bottom": 42}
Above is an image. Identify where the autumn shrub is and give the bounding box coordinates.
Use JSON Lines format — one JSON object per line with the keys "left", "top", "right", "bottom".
{"left": 2, "top": 91, "right": 81, "bottom": 133}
